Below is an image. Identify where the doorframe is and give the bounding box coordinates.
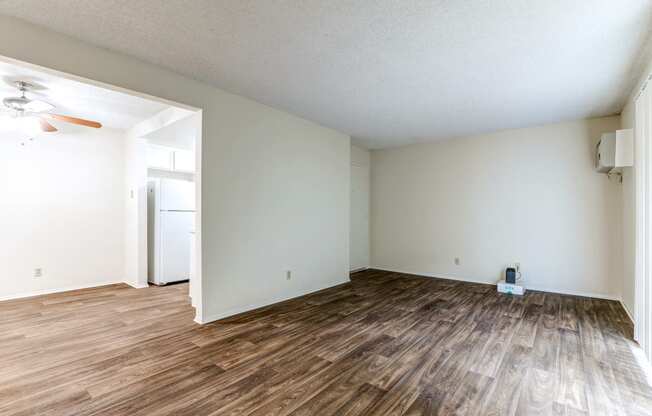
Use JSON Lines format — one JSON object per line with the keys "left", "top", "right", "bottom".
{"left": 635, "top": 80, "right": 652, "bottom": 360}
{"left": 0, "top": 54, "right": 205, "bottom": 323}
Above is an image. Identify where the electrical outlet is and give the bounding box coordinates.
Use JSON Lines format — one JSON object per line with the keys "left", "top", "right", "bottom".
{"left": 286, "top": 270, "right": 292, "bottom": 280}
{"left": 34, "top": 268, "right": 42, "bottom": 278}
{"left": 454, "top": 257, "right": 460, "bottom": 266}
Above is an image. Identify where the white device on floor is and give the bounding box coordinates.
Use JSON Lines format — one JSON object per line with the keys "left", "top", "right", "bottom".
{"left": 497, "top": 264, "right": 525, "bottom": 295}
{"left": 148, "top": 178, "right": 195, "bottom": 285}
{"left": 497, "top": 280, "right": 526, "bottom": 295}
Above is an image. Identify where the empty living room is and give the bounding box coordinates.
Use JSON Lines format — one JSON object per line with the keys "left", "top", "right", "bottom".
{"left": 2, "top": 1, "right": 652, "bottom": 415}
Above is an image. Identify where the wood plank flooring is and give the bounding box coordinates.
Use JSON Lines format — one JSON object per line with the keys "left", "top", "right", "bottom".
{"left": 1, "top": 269, "right": 650, "bottom": 415}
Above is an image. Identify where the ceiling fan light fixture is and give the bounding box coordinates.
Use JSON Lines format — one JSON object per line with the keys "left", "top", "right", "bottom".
{"left": 24, "top": 100, "right": 55, "bottom": 113}
{"left": 2, "top": 96, "right": 54, "bottom": 114}
{"left": 2, "top": 96, "right": 30, "bottom": 112}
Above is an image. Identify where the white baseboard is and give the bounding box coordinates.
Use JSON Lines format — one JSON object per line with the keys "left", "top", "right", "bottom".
{"left": 0, "top": 280, "right": 124, "bottom": 302}
{"left": 198, "top": 278, "right": 350, "bottom": 324}
{"left": 124, "top": 281, "right": 149, "bottom": 289}
{"left": 350, "top": 267, "right": 369, "bottom": 273}
{"left": 621, "top": 300, "right": 635, "bottom": 325}
{"left": 525, "top": 284, "right": 620, "bottom": 302}
{"left": 371, "top": 267, "right": 621, "bottom": 301}
{"left": 372, "top": 267, "right": 495, "bottom": 286}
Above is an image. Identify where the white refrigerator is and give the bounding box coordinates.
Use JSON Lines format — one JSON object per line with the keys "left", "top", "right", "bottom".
{"left": 148, "top": 178, "right": 195, "bottom": 285}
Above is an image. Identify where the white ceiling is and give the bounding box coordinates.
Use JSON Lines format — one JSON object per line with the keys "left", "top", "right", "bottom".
{"left": 0, "top": 59, "right": 169, "bottom": 132}
{"left": 143, "top": 114, "right": 198, "bottom": 151}
{"left": 0, "top": 1, "right": 651, "bottom": 148}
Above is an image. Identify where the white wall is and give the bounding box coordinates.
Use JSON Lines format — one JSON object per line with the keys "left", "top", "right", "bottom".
{"left": 123, "top": 132, "right": 148, "bottom": 289}
{"left": 0, "top": 16, "right": 351, "bottom": 322}
{"left": 351, "top": 145, "right": 370, "bottom": 271}
{"left": 371, "top": 116, "right": 623, "bottom": 299}
{"left": 207, "top": 107, "right": 350, "bottom": 320}
{"left": 0, "top": 127, "right": 126, "bottom": 299}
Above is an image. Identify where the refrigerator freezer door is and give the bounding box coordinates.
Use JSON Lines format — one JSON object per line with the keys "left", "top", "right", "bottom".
{"left": 159, "top": 211, "right": 195, "bottom": 283}
{"left": 160, "top": 178, "right": 195, "bottom": 211}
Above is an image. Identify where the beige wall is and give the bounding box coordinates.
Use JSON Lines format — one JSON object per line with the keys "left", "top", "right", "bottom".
{"left": 371, "top": 116, "right": 623, "bottom": 299}
{"left": 0, "top": 127, "right": 126, "bottom": 299}
{"left": 0, "top": 16, "right": 351, "bottom": 322}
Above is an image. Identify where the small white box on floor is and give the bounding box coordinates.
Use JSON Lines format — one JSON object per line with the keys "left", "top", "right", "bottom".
{"left": 497, "top": 280, "right": 525, "bottom": 295}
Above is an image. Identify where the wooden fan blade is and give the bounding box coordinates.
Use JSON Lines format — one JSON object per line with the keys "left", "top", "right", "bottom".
{"left": 44, "top": 113, "right": 102, "bottom": 128}
{"left": 38, "top": 117, "right": 58, "bottom": 133}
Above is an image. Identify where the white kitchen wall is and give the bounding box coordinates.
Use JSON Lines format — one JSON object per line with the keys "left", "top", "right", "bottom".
{"left": 123, "top": 131, "right": 148, "bottom": 289}
{"left": 351, "top": 145, "right": 370, "bottom": 271}
{"left": 0, "top": 16, "right": 351, "bottom": 322}
{"left": 371, "top": 116, "right": 623, "bottom": 299}
{"left": 0, "top": 127, "right": 126, "bottom": 299}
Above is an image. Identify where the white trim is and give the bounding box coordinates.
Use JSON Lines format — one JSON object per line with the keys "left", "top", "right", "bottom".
{"left": 372, "top": 267, "right": 621, "bottom": 301}
{"left": 525, "top": 285, "right": 620, "bottom": 301}
{"left": 621, "top": 300, "right": 636, "bottom": 325}
{"left": 372, "top": 267, "right": 496, "bottom": 286}
{"left": 350, "top": 267, "right": 369, "bottom": 273}
{"left": 634, "top": 73, "right": 652, "bottom": 102}
{"left": 125, "top": 281, "right": 150, "bottom": 289}
{"left": 0, "top": 280, "right": 125, "bottom": 302}
{"left": 193, "top": 312, "right": 204, "bottom": 325}
{"left": 197, "top": 278, "right": 350, "bottom": 324}
{"left": 634, "top": 88, "right": 650, "bottom": 351}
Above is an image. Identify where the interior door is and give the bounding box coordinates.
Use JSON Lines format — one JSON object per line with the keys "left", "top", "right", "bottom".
{"left": 350, "top": 164, "right": 370, "bottom": 271}
{"left": 160, "top": 211, "right": 195, "bottom": 283}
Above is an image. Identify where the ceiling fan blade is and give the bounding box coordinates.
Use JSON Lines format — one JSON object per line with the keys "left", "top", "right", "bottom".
{"left": 38, "top": 117, "right": 58, "bottom": 133}
{"left": 43, "top": 113, "right": 102, "bottom": 128}
{"left": 24, "top": 99, "right": 54, "bottom": 113}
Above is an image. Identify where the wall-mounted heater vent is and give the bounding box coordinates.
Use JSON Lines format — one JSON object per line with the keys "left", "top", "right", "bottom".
{"left": 595, "top": 129, "right": 633, "bottom": 173}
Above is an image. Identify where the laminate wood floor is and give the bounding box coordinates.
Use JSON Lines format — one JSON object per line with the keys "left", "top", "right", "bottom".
{"left": 1, "top": 269, "right": 650, "bottom": 415}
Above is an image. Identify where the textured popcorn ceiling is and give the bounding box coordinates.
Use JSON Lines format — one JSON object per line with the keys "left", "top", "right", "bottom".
{"left": 0, "top": 0, "right": 650, "bottom": 148}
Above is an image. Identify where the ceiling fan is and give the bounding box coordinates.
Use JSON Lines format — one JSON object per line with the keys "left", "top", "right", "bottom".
{"left": 1, "top": 81, "right": 102, "bottom": 133}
